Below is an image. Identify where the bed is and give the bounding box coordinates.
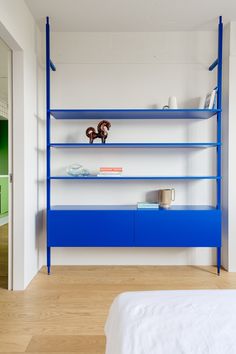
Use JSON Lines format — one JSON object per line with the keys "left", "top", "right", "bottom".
{"left": 105, "top": 290, "right": 236, "bottom": 354}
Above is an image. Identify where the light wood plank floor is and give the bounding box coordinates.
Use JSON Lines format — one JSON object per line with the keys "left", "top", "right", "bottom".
{"left": 0, "top": 265, "right": 236, "bottom": 353}
{"left": 0, "top": 223, "right": 8, "bottom": 289}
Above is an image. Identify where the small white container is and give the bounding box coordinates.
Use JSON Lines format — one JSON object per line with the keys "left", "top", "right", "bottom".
{"left": 168, "top": 96, "right": 178, "bottom": 109}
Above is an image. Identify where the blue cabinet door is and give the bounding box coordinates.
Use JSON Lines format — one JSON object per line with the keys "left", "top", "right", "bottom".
{"left": 135, "top": 210, "right": 221, "bottom": 247}
{"left": 47, "top": 210, "right": 134, "bottom": 246}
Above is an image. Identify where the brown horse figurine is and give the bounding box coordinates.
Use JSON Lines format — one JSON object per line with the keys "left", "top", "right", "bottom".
{"left": 86, "top": 120, "right": 111, "bottom": 144}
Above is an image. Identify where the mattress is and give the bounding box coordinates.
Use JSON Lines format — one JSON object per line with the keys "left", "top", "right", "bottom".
{"left": 105, "top": 290, "right": 236, "bottom": 354}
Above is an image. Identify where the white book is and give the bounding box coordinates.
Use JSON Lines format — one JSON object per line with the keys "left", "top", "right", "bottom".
{"left": 204, "top": 89, "right": 217, "bottom": 109}
{"left": 98, "top": 172, "right": 122, "bottom": 175}
{"left": 97, "top": 174, "right": 122, "bottom": 177}
{"left": 137, "top": 202, "right": 160, "bottom": 209}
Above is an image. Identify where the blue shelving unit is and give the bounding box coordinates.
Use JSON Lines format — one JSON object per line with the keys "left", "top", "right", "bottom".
{"left": 51, "top": 205, "right": 217, "bottom": 211}
{"left": 50, "top": 142, "right": 220, "bottom": 148}
{"left": 46, "top": 16, "right": 223, "bottom": 275}
{"left": 50, "top": 108, "right": 220, "bottom": 120}
{"left": 50, "top": 176, "right": 220, "bottom": 180}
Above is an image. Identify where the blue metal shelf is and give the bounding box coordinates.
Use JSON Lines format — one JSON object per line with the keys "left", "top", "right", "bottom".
{"left": 50, "top": 108, "right": 220, "bottom": 120}
{"left": 51, "top": 205, "right": 217, "bottom": 211}
{"left": 46, "top": 16, "right": 223, "bottom": 275}
{"left": 50, "top": 142, "right": 220, "bottom": 148}
{"left": 50, "top": 176, "right": 220, "bottom": 180}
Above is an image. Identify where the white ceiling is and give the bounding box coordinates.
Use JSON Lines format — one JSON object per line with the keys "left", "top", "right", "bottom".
{"left": 25, "top": 0, "right": 236, "bottom": 32}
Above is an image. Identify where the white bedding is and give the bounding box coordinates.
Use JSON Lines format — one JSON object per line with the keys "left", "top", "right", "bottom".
{"left": 105, "top": 290, "right": 236, "bottom": 354}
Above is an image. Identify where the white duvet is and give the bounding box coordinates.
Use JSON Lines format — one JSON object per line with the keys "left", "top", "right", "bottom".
{"left": 105, "top": 290, "right": 236, "bottom": 354}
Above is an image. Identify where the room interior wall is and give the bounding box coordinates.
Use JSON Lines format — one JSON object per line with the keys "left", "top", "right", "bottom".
{"left": 37, "top": 24, "right": 46, "bottom": 274}
{"left": 222, "top": 23, "right": 230, "bottom": 270}
{"left": 0, "top": 0, "right": 43, "bottom": 289}
{"left": 222, "top": 22, "right": 236, "bottom": 271}
{"left": 0, "top": 2, "right": 233, "bottom": 285}
{"left": 39, "top": 30, "right": 220, "bottom": 267}
{"left": 0, "top": 36, "right": 8, "bottom": 88}
{"left": 0, "top": 38, "right": 9, "bottom": 218}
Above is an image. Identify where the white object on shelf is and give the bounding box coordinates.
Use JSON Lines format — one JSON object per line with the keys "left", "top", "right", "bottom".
{"left": 204, "top": 89, "right": 217, "bottom": 109}
{"left": 66, "top": 164, "right": 89, "bottom": 176}
{"left": 97, "top": 173, "right": 122, "bottom": 177}
{"left": 137, "top": 202, "right": 159, "bottom": 209}
{"left": 168, "top": 96, "right": 178, "bottom": 109}
{"left": 198, "top": 96, "right": 206, "bottom": 109}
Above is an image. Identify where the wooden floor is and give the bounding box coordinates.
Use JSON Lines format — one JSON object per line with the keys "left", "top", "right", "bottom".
{"left": 0, "top": 223, "right": 8, "bottom": 289}
{"left": 0, "top": 265, "right": 236, "bottom": 353}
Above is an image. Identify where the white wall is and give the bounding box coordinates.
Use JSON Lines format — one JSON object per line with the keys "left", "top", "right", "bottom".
{"left": 0, "top": 39, "right": 8, "bottom": 101}
{"left": 0, "top": 0, "right": 42, "bottom": 289}
{"left": 228, "top": 23, "right": 236, "bottom": 271}
{"left": 39, "top": 30, "right": 220, "bottom": 267}
{"left": 222, "top": 22, "right": 236, "bottom": 271}
{"left": 222, "top": 23, "right": 230, "bottom": 270}
{"left": 0, "top": 2, "right": 232, "bottom": 285}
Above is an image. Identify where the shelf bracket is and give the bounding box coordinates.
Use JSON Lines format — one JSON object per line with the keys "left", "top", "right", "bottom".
{"left": 209, "top": 59, "right": 218, "bottom": 71}
{"left": 50, "top": 60, "right": 56, "bottom": 71}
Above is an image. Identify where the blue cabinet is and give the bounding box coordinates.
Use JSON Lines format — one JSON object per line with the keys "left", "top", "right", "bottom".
{"left": 47, "top": 209, "right": 134, "bottom": 247}
{"left": 135, "top": 209, "right": 221, "bottom": 247}
{"left": 47, "top": 207, "right": 221, "bottom": 248}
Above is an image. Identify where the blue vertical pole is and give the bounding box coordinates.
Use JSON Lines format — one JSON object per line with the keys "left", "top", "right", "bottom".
{"left": 46, "top": 17, "right": 51, "bottom": 275}
{"left": 217, "top": 16, "right": 223, "bottom": 208}
{"left": 217, "top": 16, "right": 223, "bottom": 275}
{"left": 217, "top": 247, "right": 221, "bottom": 276}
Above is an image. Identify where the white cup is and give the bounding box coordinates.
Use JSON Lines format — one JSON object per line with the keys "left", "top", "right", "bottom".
{"left": 168, "top": 96, "right": 178, "bottom": 109}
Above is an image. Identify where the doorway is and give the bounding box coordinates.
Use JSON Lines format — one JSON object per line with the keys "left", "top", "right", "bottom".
{"left": 0, "top": 37, "right": 12, "bottom": 290}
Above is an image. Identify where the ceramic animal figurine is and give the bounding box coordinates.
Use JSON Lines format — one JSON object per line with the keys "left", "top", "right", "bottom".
{"left": 85, "top": 127, "right": 97, "bottom": 144}
{"left": 86, "top": 120, "right": 111, "bottom": 144}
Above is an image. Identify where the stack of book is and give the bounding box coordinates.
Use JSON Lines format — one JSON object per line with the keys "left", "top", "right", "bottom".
{"left": 97, "top": 167, "right": 123, "bottom": 177}
{"left": 137, "top": 202, "right": 159, "bottom": 209}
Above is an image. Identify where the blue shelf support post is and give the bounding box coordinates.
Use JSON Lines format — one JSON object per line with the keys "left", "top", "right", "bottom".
{"left": 217, "top": 16, "right": 223, "bottom": 275}
{"left": 46, "top": 16, "right": 51, "bottom": 274}
{"left": 217, "top": 247, "right": 221, "bottom": 276}
{"left": 47, "top": 246, "right": 51, "bottom": 275}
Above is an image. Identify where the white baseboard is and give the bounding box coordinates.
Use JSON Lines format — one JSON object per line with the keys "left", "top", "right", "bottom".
{"left": 0, "top": 215, "right": 8, "bottom": 226}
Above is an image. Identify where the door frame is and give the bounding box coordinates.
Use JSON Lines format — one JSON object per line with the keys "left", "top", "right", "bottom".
{"left": 7, "top": 46, "right": 13, "bottom": 290}
{"left": 0, "top": 21, "right": 25, "bottom": 290}
{"left": 0, "top": 37, "right": 12, "bottom": 290}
